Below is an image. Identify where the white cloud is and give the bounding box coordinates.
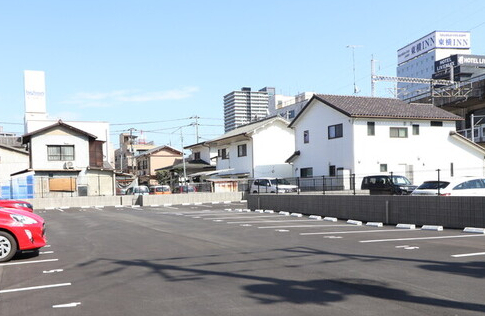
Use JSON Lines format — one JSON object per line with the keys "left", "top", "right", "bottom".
{"left": 63, "top": 87, "right": 200, "bottom": 108}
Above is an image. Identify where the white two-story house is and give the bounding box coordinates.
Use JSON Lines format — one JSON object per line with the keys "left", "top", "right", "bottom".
{"left": 204, "top": 116, "right": 295, "bottom": 179}
{"left": 287, "top": 94, "right": 485, "bottom": 186}
{"left": 14, "top": 120, "right": 115, "bottom": 197}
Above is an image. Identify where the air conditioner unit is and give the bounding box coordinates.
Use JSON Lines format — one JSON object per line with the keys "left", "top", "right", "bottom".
{"left": 64, "top": 161, "right": 74, "bottom": 169}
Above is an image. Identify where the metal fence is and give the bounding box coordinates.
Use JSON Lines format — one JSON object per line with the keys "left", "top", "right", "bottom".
{"left": 1, "top": 175, "right": 115, "bottom": 199}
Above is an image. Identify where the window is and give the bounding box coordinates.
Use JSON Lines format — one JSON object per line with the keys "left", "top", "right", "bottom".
{"left": 367, "top": 122, "right": 375, "bottom": 136}
{"left": 300, "top": 167, "right": 313, "bottom": 178}
{"left": 430, "top": 121, "right": 443, "bottom": 127}
{"left": 218, "top": 148, "right": 229, "bottom": 160}
{"left": 329, "top": 165, "right": 336, "bottom": 177}
{"left": 380, "top": 164, "right": 387, "bottom": 172}
{"left": 328, "top": 124, "right": 343, "bottom": 139}
{"left": 237, "top": 144, "right": 247, "bottom": 157}
{"left": 412, "top": 124, "right": 420, "bottom": 135}
{"left": 194, "top": 152, "right": 201, "bottom": 160}
{"left": 390, "top": 127, "right": 408, "bottom": 138}
{"left": 288, "top": 110, "right": 295, "bottom": 119}
{"left": 47, "top": 145, "right": 75, "bottom": 161}
{"left": 303, "top": 130, "right": 309, "bottom": 143}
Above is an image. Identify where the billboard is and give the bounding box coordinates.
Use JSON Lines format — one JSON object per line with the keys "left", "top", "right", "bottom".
{"left": 398, "top": 31, "right": 470, "bottom": 65}
{"left": 24, "top": 70, "right": 46, "bottom": 114}
{"left": 435, "top": 54, "right": 485, "bottom": 72}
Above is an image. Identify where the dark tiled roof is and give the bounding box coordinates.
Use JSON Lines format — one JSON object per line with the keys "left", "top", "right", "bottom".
{"left": 312, "top": 94, "right": 462, "bottom": 120}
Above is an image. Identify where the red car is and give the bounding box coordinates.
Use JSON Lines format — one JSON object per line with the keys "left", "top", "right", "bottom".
{"left": 0, "top": 199, "right": 34, "bottom": 213}
{"left": 0, "top": 208, "right": 46, "bottom": 262}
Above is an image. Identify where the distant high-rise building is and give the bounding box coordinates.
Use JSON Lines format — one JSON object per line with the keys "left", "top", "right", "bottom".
{"left": 223, "top": 87, "right": 273, "bottom": 132}
{"left": 396, "top": 31, "right": 471, "bottom": 100}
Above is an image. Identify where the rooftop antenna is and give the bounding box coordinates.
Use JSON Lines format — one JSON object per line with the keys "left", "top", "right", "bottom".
{"left": 347, "top": 45, "right": 363, "bottom": 95}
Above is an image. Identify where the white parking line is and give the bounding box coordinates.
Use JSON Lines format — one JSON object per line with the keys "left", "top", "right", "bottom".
{"left": 205, "top": 215, "right": 277, "bottom": 220}
{"left": 452, "top": 252, "right": 485, "bottom": 258}
{"left": 40, "top": 251, "right": 54, "bottom": 255}
{"left": 258, "top": 224, "right": 349, "bottom": 229}
{"left": 0, "top": 283, "right": 71, "bottom": 294}
{"left": 53, "top": 302, "right": 81, "bottom": 308}
{"left": 360, "top": 234, "right": 485, "bottom": 243}
{"left": 0, "top": 259, "right": 59, "bottom": 267}
{"left": 301, "top": 228, "right": 413, "bottom": 236}
{"left": 227, "top": 219, "right": 310, "bottom": 224}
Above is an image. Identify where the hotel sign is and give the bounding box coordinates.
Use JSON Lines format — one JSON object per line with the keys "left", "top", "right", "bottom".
{"left": 398, "top": 31, "right": 470, "bottom": 65}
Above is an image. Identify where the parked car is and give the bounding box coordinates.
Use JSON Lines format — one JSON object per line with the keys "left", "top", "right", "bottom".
{"left": 173, "top": 185, "right": 197, "bottom": 193}
{"left": 116, "top": 187, "right": 127, "bottom": 195}
{"left": 250, "top": 177, "right": 299, "bottom": 193}
{"left": 411, "top": 177, "right": 485, "bottom": 196}
{"left": 125, "top": 186, "right": 149, "bottom": 195}
{"left": 149, "top": 185, "right": 171, "bottom": 195}
{"left": 361, "top": 175, "right": 417, "bottom": 195}
{"left": 0, "top": 199, "right": 34, "bottom": 213}
{"left": 0, "top": 208, "right": 46, "bottom": 262}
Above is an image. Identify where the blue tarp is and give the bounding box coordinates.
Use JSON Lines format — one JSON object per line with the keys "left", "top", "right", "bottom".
{"left": 0, "top": 175, "right": 34, "bottom": 199}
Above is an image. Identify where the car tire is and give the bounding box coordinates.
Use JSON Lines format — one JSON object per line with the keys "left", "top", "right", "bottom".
{"left": 0, "top": 231, "right": 18, "bottom": 262}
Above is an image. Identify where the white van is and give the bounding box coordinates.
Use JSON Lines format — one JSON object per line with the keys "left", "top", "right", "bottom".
{"left": 250, "top": 177, "right": 298, "bottom": 193}
{"left": 125, "top": 185, "right": 149, "bottom": 195}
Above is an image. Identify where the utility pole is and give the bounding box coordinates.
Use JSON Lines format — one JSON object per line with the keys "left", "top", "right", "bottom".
{"left": 128, "top": 127, "right": 137, "bottom": 175}
{"left": 180, "top": 127, "right": 187, "bottom": 185}
{"left": 347, "top": 45, "right": 363, "bottom": 95}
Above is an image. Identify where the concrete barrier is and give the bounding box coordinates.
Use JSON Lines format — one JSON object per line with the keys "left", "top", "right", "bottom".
{"left": 30, "top": 192, "right": 246, "bottom": 210}
{"left": 247, "top": 194, "right": 485, "bottom": 229}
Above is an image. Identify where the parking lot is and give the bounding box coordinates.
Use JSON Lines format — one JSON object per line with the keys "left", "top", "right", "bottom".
{"left": 1, "top": 201, "right": 485, "bottom": 315}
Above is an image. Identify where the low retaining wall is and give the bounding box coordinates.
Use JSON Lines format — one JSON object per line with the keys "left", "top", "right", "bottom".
{"left": 28, "top": 192, "right": 246, "bottom": 209}
{"left": 247, "top": 194, "right": 485, "bottom": 229}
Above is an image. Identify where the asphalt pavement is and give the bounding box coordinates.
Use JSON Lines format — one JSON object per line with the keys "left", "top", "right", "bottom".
{"left": 1, "top": 202, "right": 485, "bottom": 316}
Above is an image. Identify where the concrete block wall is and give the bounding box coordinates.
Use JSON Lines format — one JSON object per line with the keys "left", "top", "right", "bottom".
{"left": 247, "top": 194, "right": 485, "bottom": 229}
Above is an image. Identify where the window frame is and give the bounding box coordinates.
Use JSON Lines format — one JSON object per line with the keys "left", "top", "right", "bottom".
{"left": 47, "top": 145, "right": 75, "bottom": 161}
{"left": 303, "top": 130, "right": 309, "bottom": 143}
{"left": 300, "top": 167, "right": 313, "bottom": 178}
{"left": 328, "top": 124, "right": 343, "bottom": 139}
{"left": 367, "top": 122, "right": 375, "bottom": 136}
{"left": 237, "top": 144, "right": 247, "bottom": 157}
{"left": 389, "top": 127, "right": 408, "bottom": 138}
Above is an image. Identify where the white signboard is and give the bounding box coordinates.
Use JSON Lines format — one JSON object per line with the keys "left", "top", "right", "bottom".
{"left": 398, "top": 31, "right": 470, "bottom": 65}
{"left": 24, "top": 70, "right": 46, "bottom": 113}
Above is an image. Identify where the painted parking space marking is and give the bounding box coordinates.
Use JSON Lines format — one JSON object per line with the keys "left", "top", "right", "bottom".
{"left": 40, "top": 251, "right": 54, "bottom": 255}
{"left": 43, "top": 269, "right": 64, "bottom": 274}
{"left": 205, "top": 215, "right": 279, "bottom": 220}
{"left": 360, "top": 234, "right": 485, "bottom": 243}
{"left": 226, "top": 219, "right": 312, "bottom": 224}
{"left": 301, "top": 228, "right": 414, "bottom": 236}
{"left": 53, "top": 302, "right": 81, "bottom": 308}
{"left": 0, "top": 282, "right": 71, "bottom": 294}
{"left": 452, "top": 252, "right": 485, "bottom": 258}
{"left": 258, "top": 224, "right": 349, "bottom": 229}
{"left": 0, "top": 258, "right": 59, "bottom": 267}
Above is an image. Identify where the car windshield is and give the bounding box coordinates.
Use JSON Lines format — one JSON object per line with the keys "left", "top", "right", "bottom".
{"left": 270, "top": 179, "right": 291, "bottom": 185}
{"left": 391, "top": 176, "right": 411, "bottom": 185}
{"left": 134, "top": 187, "right": 149, "bottom": 193}
{"left": 417, "top": 181, "right": 450, "bottom": 189}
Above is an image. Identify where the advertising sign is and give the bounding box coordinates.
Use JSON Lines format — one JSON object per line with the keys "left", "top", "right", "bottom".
{"left": 435, "top": 54, "right": 485, "bottom": 72}
{"left": 398, "top": 31, "right": 470, "bottom": 65}
{"left": 24, "top": 70, "right": 46, "bottom": 113}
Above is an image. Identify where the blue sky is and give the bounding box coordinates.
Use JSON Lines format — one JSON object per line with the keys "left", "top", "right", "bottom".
{"left": 1, "top": 0, "right": 485, "bottom": 149}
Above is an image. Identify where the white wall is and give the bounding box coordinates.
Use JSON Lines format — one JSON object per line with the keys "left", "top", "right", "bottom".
{"left": 291, "top": 100, "right": 353, "bottom": 177}
{"left": 30, "top": 128, "right": 90, "bottom": 170}
{"left": 0, "top": 148, "right": 29, "bottom": 180}
{"left": 251, "top": 121, "right": 294, "bottom": 178}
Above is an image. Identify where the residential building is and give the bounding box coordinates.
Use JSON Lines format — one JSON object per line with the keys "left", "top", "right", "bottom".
{"left": 223, "top": 87, "right": 273, "bottom": 132}
{"left": 205, "top": 116, "right": 295, "bottom": 179}
{"left": 287, "top": 94, "right": 485, "bottom": 187}
{"left": 114, "top": 132, "right": 157, "bottom": 174}
{"left": 397, "top": 31, "right": 471, "bottom": 100}
{"left": 14, "top": 120, "right": 115, "bottom": 197}
{"left": 0, "top": 144, "right": 29, "bottom": 183}
{"left": 269, "top": 91, "right": 314, "bottom": 120}
{"left": 135, "top": 145, "right": 183, "bottom": 186}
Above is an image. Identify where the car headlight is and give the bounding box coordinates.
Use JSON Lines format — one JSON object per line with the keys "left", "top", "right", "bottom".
{"left": 10, "top": 214, "right": 38, "bottom": 225}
